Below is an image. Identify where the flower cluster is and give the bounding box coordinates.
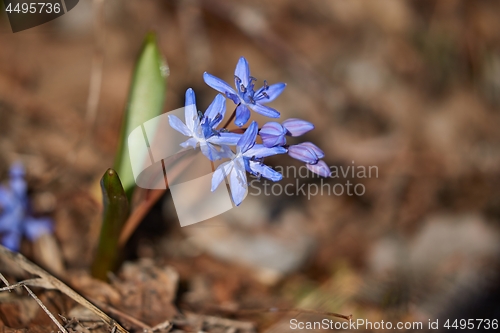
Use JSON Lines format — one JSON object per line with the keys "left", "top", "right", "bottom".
{"left": 169, "top": 57, "right": 329, "bottom": 205}
{"left": 0, "top": 163, "right": 53, "bottom": 251}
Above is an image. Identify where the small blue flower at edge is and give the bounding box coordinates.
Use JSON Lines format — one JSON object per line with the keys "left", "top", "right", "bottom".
{"left": 259, "top": 119, "right": 329, "bottom": 177}
{"left": 0, "top": 163, "right": 53, "bottom": 252}
{"left": 259, "top": 118, "right": 315, "bottom": 148}
{"left": 211, "top": 122, "right": 286, "bottom": 206}
{"left": 203, "top": 57, "right": 286, "bottom": 127}
{"left": 168, "top": 88, "right": 242, "bottom": 161}
{"left": 287, "top": 142, "right": 330, "bottom": 177}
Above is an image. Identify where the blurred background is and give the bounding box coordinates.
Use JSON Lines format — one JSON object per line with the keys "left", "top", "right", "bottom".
{"left": 1, "top": 0, "right": 500, "bottom": 331}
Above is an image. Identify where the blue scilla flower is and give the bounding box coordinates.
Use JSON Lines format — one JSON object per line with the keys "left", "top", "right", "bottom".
{"left": 168, "top": 88, "right": 242, "bottom": 161}
{"left": 259, "top": 119, "right": 328, "bottom": 178}
{"left": 282, "top": 118, "right": 315, "bottom": 137}
{"left": 0, "top": 163, "right": 52, "bottom": 251}
{"left": 259, "top": 118, "right": 314, "bottom": 148}
{"left": 211, "top": 122, "right": 286, "bottom": 205}
{"left": 259, "top": 122, "right": 287, "bottom": 148}
{"left": 203, "top": 57, "right": 286, "bottom": 127}
{"left": 306, "top": 160, "right": 331, "bottom": 177}
{"left": 288, "top": 142, "right": 325, "bottom": 164}
{"left": 288, "top": 142, "right": 330, "bottom": 177}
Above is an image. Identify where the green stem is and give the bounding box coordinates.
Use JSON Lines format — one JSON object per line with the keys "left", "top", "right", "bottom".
{"left": 91, "top": 169, "right": 129, "bottom": 281}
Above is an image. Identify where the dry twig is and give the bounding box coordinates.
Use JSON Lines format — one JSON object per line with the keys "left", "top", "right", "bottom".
{"left": 0, "top": 245, "right": 129, "bottom": 333}
{"left": 0, "top": 273, "right": 68, "bottom": 333}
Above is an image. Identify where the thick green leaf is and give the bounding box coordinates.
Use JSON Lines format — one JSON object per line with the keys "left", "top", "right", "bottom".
{"left": 91, "top": 169, "right": 129, "bottom": 281}
{"left": 114, "top": 33, "right": 169, "bottom": 200}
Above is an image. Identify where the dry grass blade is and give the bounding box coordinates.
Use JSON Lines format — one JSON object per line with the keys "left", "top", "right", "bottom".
{"left": 0, "top": 245, "right": 129, "bottom": 333}
{"left": 0, "top": 273, "right": 68, "bottom": 333}
{"left": 23, "top": 283, "right": 69, "bottom": 333}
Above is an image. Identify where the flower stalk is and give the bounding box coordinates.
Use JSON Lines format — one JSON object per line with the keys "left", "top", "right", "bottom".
{"left": 91, "top": 169, "right": 129, "bottom": 281}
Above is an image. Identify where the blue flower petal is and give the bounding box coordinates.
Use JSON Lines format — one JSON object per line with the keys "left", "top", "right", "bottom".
{"left": 9, "top": 162, "right": 25, "bottom": 178}
{"left": 23, "top": 217, "right": 52, "bottom": 241}
{"left": 288, "top": 144, "right": 319, "bottom": 164}
{"left": 0, "top": 186, "right": 14, "bottom": 210}
{"left": 10, "top": 178, "right": 27, "bottom": 201}
{"left": 229, "top": 159, "right": 248, "bottom": 206}
{"left": 0, "top": 200, "right": 23, "bottom": 234}
{"left": 1, "top": 162, "right": 55, "bottom": 251}
{"left": 1, "top": 232, "right": 21, "bottom": 251}
{"left": 0, "top": 211, "right": 15, "bottom": 233}
{"left": 234, "top": 104, "right": 251, "bottom": 127}
{"left": 260, "top": 121, "right": 285, "bottom": 135}
{"left": 249, "top": 103, "right": 280, "bottom": 118}
{"left": 249, "top": 161, "right": 283, "bottom": 181}
{"left": 168, "top": 115, "right": 191, "bottom": 136}
{"left": 203, "top": 72, "right": 238, "bottom": 99}
{"left": 255, "top": 83, "right": 286, "bottom": 103}
{"left": 184, "top": 88, "right": 198, "bottom": 132}
{"left": 237, "top": 121, "right": 258, "bottom": 153}
{"left": 180, "top": 137, "right": 199, "bottom": 149}
{"left": 282, "top": 118, "right": 314, "bottom": 137}
{"left": 208, "top": 132, "right": 242, "bottom": 145}
{"left": 211, "top": 161, "right": 232, "bottom": 191}
{"left": 263, "top": 135, "right": 286, "bottom": 148}
{"left": 200, "top": 143, "right": 221, "bottom": 161}
{"left": 204, "top": 94, "right": 226, "bottom": 127}
{"left": 234, "top": 57, "right": 250, "bottom": 89}
{"left": 259, "top": 122, "right": 287, "bottom": 147}
{"left": 227, "top": 93, "right": 241, "bottom": 105}
{"left": 306, "top": 160, "right": 330, "bottom": 177}
{"left": 300, "top": 142, "right": 325, "bottom": 158}
{"left": 218, "top": 145, "right": 236, "bottom": 159}
{"left": 245, "top": 144, "right": 287, "bottom": 158}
